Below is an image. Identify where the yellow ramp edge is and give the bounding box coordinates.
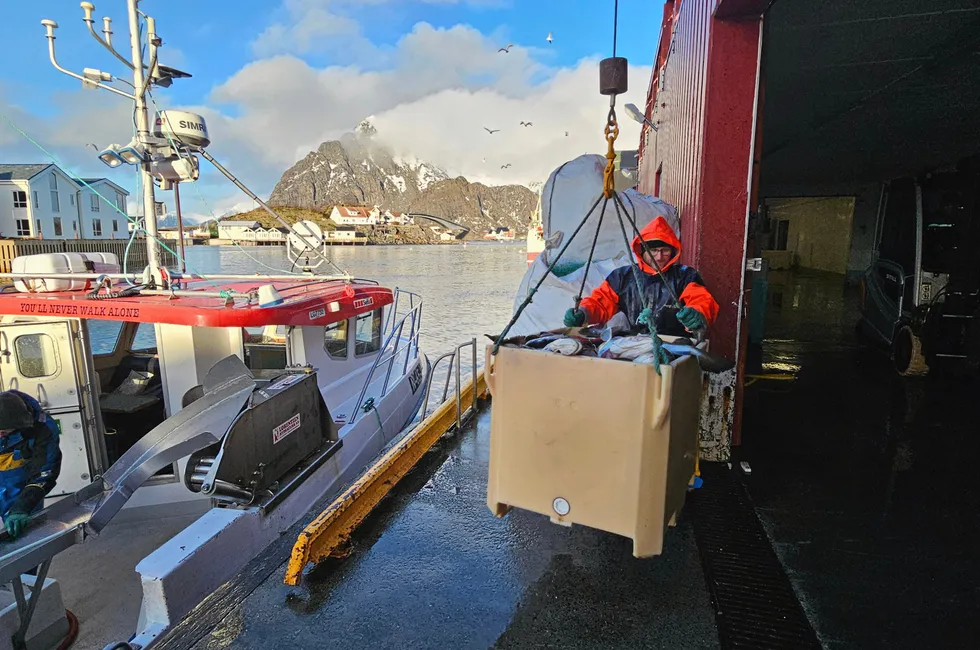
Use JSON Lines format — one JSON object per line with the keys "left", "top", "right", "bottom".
{"left": 284, "top": 373, "right": 489, "bottom": 586}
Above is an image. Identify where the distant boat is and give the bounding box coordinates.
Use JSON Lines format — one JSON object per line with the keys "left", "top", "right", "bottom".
{"left": 484, "top": 227, "right": 516, "bottom": 242}
{"left": 526, "top": 190, "right": 544, "bottom": 266}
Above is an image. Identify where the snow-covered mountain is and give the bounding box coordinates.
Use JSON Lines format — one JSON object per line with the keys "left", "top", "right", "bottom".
{"left": 268, "top": 121, "right": 536, "bottom": 235}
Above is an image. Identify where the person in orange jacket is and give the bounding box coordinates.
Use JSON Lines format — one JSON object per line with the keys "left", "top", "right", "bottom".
{"left": 564, "top": 216, "right": 719, "bottom": 335}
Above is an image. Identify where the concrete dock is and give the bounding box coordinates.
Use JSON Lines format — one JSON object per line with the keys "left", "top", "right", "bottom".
{"left": 144, "top": 270, "right": 979, "bottom": 650}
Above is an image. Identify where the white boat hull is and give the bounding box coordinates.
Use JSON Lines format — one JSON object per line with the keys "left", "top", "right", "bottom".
{"left": 131, "top": 353, "right": 428, "bottom": 646}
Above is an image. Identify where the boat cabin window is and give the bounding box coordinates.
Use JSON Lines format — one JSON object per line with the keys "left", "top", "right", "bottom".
{"left": 90, "top": 321, "right": 124, "bottom": 356}
{"left": 324, "top": 319, "right": 348, "bottom": 359}
{"left": 14, "top": 333, "right": 59, "bottom": 378}
{"left": 132, "top": 322, "right": 157, "bottom": 352}
{"left": 355, "top": 309, "right": 382, "bottom": 356}
{"left": 244, "top": 325, "right": 288, "bottom": 373}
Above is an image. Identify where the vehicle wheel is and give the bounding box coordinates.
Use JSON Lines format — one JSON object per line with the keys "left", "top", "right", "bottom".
{"left": 893, "top": 325, "right": 929, "bottom": 376}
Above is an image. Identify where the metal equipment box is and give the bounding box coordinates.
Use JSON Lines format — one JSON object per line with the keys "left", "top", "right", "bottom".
{"left": 485, "top": 344, "right": 702, "bottom": 557}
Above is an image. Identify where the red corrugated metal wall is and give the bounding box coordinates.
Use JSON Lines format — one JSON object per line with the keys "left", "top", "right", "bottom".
{"left": 637, "top": 0, "right": 765, "bottom": 448}
{"left": 639, "top": 0, "right": 712, "bottom": 262}
{"left": 637, "top": 0, "right": 763, "bottom": 361}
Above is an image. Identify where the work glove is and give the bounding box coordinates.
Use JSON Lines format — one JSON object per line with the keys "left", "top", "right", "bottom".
{"left": 4, "top": 513, "right": 30, "bottom": 539}
{"left": 676, "top": 306, "right": 707, "bottom": 332}
{"left": 563, "top": 307, "right": 587, "bottom": 327}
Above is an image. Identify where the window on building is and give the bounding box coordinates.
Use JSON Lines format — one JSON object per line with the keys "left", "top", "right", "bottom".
{"left": 70, "top": 194, "right": 75, "bottom": 206}
{"left": 72, "top": 221, "right": 77, "bottom": 232}
{"left": 112, "top": 219, "right": 119, "bottom": 232}
{"left": 116, "top": 192, "right": 125, "bottom": 212}
{"left": 15, "top": 219, "right": 30, "bottom": 237}
{"left": 92, "top": 219, "right": 103, "bottom": 236}
{"left": 354, "top": 309, "right": 382, "bottom": 356}
{"left": 36, "top": 220, "right": 42, "bottom": 235}
{"left": 324, "top": 319, "right": 349, "bottom": 359}
{"left": 12, "top": 191, "right": 27, "bottom": 208}
{"left": 32, "top": 191, "right": 39, "bottom": 209}
{"left": 49, "top": 175, "right": 59, "bottom": 212}
{"left": 53, "top": 217, "right": 63, "bottom": 236}
{"left": 155, "top": 202, "right": 165, "bottom": 217}
{"left": 90, "top": 193, "right": 100, "bottom": 212}
{"left": 773, "top": 219, "right": 790, "bottom": 251}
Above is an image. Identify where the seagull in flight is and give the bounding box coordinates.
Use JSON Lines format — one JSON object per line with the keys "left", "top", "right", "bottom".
{"left": 564, "top": 131, "right": 569, "bottom": 137}
{"left": 500, "top": 164, "right": 512, "bottom": 169}
{"left": 484, "top": 127, "right": 500, "bottom": 134}
{"left": 497, "top": 43, "right": 514, "bottom": 53}
{"left": 520, "top": 121, "right": 533, "bottom": 127}
{"left": 85, "top": 143, "right": 99, "bottom": 151}
{"left": 546, "top": 32, "right": 553, "bottom": 44}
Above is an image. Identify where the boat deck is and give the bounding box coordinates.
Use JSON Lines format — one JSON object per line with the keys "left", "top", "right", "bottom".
{"left": 48, "top": 504, "right": 206, "bottom": 650}
{"left": 173, "top": 408, "right": 720, "bottom": 650}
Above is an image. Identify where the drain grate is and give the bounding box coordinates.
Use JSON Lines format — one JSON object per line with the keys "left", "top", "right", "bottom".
{"left": 688, "top": 463, "right": 821, "bottom": 649}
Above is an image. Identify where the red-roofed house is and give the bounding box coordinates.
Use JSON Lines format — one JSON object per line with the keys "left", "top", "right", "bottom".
{"left": 330, "top": 206, "right": 379, "bottom": 225}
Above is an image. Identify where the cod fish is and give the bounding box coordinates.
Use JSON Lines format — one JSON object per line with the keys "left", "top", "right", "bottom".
{"left": 598, "top": 335, "right": 653, "bottom": 360}
{"left": 661, "top": 343, "right": 735, "bottom": 373}
{"left": 525, "top": 334, "right": 564, "bottom": 349}
{"left": 543, "top": 338, "right": 583, "bottom": 356}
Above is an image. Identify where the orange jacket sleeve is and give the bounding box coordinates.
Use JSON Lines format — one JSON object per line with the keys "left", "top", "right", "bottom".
{"left": 679, "top": 282, "right": 719, "bottom": 324}
{"left": 579, "top": 280, "right": 620, "bottom": 324}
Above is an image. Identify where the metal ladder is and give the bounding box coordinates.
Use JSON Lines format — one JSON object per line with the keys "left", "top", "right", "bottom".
{"left": 421, "top": 338, "right": 478, "bottom": 433}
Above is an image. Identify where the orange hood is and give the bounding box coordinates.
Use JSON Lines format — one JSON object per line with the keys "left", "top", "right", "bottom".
{"left": 631, "top": 216, "right": 682, "bottom": 275}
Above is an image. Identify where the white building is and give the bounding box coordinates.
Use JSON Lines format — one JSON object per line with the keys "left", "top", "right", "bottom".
{"left": 0, "top": 164, "right": 129, "bottom": 240}
{"left": 74, "top": 177, "right": 129, "bottom": 239}
{"left": 217, "top": 220, "right": 261, "bottom": 241}
{"left": 381, "top": 210, "right": 413, "bottom": 225}
{"left": 330, "top": 206, "right": 378, "bottom": 226}
{"left": 327, "top": 226, "right": 363, "bottom": 242}
{"left": 216, "top": 220, "right": 286, "bottom": 245}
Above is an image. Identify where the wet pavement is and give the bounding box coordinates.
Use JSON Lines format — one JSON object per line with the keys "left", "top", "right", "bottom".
{"left": 170, "top": 267, "right": 979, "bottom": 650}
{"left": 184, "top": 409, "right": 719, "bottom": 650}
{"left": 741, "top": 270, "right": 980, "bottom": 649}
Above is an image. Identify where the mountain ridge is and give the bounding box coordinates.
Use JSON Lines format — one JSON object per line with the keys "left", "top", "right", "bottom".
{"left": 267, "top": 125, "right": 536, "bottom": 237}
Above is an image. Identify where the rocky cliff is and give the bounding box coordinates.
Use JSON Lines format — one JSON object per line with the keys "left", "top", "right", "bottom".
{"left": 268, "top": 121, "right": 536, "bottom": 237}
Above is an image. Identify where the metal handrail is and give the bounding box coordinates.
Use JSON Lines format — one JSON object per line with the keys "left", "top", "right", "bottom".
{"left": 348, "top": 289, "right": 423, "bottom": 425}
{"left": 421, "top": 338, "right": 478, "bottom": 432}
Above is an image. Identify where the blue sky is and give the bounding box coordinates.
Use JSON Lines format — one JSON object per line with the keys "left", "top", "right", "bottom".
{"left": 1, "top": 1, "right": 662, "bottom": 217}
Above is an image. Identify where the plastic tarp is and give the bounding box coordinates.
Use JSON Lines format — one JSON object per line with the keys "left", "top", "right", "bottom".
{"left": 506, "top": 155, "right": 681, "bottom": 337}
{"left": 510, "top": 254, "right": 631, "bottom": 336}
{"left": 539, "top": 154, "right": 679, "bottom": 267}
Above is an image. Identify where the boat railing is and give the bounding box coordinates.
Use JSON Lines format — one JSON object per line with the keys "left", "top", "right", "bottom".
{"left": 421, "top": 339, "right": 478, "bottom": 432}
{"left": 348, "top": 289, "right": 423, "bottom": 425}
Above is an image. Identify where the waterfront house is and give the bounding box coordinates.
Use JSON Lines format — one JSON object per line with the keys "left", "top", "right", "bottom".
{"left": 0, "top": 163, "right": 129, "bottom": 240}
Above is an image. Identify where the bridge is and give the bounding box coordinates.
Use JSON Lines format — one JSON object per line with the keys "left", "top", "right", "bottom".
{"left": 408, "top": 213, "right": 470, "bottom": 239}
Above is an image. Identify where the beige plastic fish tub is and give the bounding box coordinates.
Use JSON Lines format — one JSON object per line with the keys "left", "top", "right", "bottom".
{"left": 484, "top": 339, "right": 702, "bottom": 557}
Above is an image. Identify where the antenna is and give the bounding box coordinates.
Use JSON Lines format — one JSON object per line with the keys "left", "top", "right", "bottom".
{"left": 39, "top": 1, "right": 192, "bottom": 287}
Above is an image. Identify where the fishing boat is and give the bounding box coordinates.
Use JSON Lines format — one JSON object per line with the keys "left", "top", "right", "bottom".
{"left": 526, "top": 192, "right": 545, "bottom": 267}
{"left": 0, "top": 3, "right": 429, "bottom": 649}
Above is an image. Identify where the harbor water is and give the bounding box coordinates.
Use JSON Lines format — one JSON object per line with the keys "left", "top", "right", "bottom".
{"left": 90, "top": 242, "right": 529, "bottom": 365}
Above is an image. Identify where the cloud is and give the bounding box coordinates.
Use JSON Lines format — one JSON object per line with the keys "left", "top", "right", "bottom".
{"left": 250, "top": 0, "right": 509, "bottom": 58}
{"left": 252, "top": 3, "right": 365, "bottom": 58}
{"left": 199, "top": 20, "right": 646, "bottom": 189}
{"left": 7, "top": 3, "right": 646, "bottom": 215}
